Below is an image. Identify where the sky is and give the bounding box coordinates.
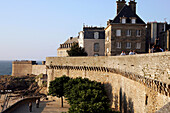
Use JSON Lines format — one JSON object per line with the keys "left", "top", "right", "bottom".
{"left": 0, "top": 0, "right": 169, "bottom": 61}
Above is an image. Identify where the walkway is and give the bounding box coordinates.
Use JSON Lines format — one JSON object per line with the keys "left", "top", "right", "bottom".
{"left": 11, "top": 99, "right": 69, "bottom": 113}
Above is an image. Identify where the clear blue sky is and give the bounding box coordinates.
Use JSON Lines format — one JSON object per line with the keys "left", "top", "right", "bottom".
{"left": 0, "top": 0, "right": 169, "bottom": 61}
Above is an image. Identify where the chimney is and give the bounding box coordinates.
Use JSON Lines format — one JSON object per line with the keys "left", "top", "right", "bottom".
{"left": 128, "top": 0, "right": 137, "bottom": 14}
{"left": 116, "top": 0, "right": 126, "bottom": 14}
{"left": 70, "top": 37, "right": 73, "bottom": 40}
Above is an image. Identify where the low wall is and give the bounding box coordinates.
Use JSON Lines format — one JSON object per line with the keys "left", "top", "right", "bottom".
{"left": 46, "top": 52, "right": 170, "bottom": 113}
{"left": 2, "top": 97, "right": 40, "bottom": 113}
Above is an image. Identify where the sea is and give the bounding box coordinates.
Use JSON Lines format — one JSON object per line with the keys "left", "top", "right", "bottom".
{"left": 0, "top": 61, "right": 42, "bottom": 75}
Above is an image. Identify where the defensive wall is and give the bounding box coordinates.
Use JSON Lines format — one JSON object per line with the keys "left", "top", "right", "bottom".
{"left": 12, "top": 61, "right": 46, "bottom": 76}
{"left": 2, "top": 97, "right": 40, "bottom": 113}
{"left": 46, "top": 52, "right": 170, "bottom": 113}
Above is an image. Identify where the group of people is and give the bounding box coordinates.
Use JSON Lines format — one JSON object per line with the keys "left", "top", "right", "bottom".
{"left": 120, "top": 50, "right": 136, "bottom": 56}
{"left": 28, "top": 99, "right": 39, "bottom": 112}
{"left": 150, "top": 45, "right": 168, "bottom": 53}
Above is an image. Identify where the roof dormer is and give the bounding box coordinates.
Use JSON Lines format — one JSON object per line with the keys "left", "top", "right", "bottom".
{"left": 120, "top": 16, "right": 127, "bottom": 24}
{"left": 130, "top": 17, "right": 137, "bottom": 24}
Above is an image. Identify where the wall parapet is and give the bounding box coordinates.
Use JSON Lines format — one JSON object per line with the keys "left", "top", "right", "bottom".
{"left": 46, "top": 52, "right": 170, "bottom": 84}
{"left": 46, "top": 65, "right": 170, "bottom": 97}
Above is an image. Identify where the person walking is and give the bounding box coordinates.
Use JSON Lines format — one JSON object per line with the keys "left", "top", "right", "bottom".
{"left": 29, "top": 102, "right": 32, "bottom": 112}
{"left": 36, "top": 99, "right": 39, "bottom": 108}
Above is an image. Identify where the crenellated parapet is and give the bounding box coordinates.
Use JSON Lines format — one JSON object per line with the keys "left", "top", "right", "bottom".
{"left": 46, "top": 64, "right": 170, "bottom": 97}
{"left": 46, "top": 52, "right": 170, "bottom": 113}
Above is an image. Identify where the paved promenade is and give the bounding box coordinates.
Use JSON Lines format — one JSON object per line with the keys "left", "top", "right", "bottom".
{"left": 11, "top": 99, "right": 69, "bottom": 113}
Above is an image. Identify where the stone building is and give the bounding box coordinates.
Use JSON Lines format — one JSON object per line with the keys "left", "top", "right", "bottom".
{"left": 57, "top": 37, "right": 78, "bottom": 57}
{"left": 146, "top": 22, "right": 170, "bottom": 51}
{"left": 79, "top": 26, "right": 105, "bottom": 56}
{"left": 57, "top": 26, "right": 105, "bottom": 57}
{"left": 105, "top": 0, "right": 146, "bottom": 56}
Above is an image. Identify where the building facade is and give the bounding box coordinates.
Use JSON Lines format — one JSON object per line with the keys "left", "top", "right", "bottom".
{"left": 146, "top": 22, "right": 170, "bottom": 51}
{"left": 57, "top": 26, "right": 105, "bottom": 57}
{"left": 57, "top": 37, "right": 78, "bottom": 57}
{"left": 79, "top": 26, "right": 105, "bottom": 56}
{"left": 105, "top": 0, "right": 146, "bottom": 56}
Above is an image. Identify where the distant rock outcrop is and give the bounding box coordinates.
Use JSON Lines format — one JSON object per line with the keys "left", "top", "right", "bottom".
{"left": 0, "top": 75, "right": 36, "bottom": 92}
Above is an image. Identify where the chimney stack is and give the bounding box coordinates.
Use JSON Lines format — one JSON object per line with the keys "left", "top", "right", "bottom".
{"left": 116, "top": 0, "right": 126, "bottom": 14}
{"left": 128, "top": 0, "right": 137, "bottom": 14}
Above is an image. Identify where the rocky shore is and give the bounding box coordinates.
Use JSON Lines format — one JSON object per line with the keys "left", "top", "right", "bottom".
{"left": 0, "top": 75, "right": 36, "bottom": 92}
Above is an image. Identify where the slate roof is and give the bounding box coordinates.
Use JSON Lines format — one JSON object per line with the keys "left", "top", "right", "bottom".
{"left": 64, "top": 37, "right": 78, "bottom": 44}
{"left": 111, "top": 5, "right": 145, "bottom": 24}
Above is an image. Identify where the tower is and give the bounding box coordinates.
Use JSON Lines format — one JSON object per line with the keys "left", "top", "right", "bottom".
{"left": 116, "top": 0, "right": 126, "bottom": 14}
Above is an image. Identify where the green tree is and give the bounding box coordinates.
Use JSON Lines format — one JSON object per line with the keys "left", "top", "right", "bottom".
{"left": 67, "top": 42, "right": 88, "bottom": 56}
{"left": 48, "top": 75, "right": 70, "bottom": 107}
{"left": 64, "top": 77, "right": 113, "bottom": 113}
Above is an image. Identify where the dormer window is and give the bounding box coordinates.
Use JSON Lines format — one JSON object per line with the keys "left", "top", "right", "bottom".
{"left": 94, "top": 32, "right": 99, "bottom": 39}
{"left": 132, "top": 19, "right": 136, "bottom": 24}
{"left": 120, "top": 17, "right": 127, "bottom": 24}
{"left": 122, "top": 18, "right": 126, "bottom": 24}
{"left": 131, "top": 17, "right": 136, "bottom": 24}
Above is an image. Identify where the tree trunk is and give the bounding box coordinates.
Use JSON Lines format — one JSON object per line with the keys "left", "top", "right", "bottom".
{"left": 61, "top": 96, "right": 63, "bottom": 108}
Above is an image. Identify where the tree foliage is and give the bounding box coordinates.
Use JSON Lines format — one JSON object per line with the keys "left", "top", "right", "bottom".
{"left": 49, "top": 76, "right": 118, "bottom": 113}
{"left": 64, "top": 77, "right": 113, "bottom": 113}
{"left": 67, "top": 42, "right": 88, "bottom": 56}
{"left": 48, "top": 75, "right": 70, "bottom": 107}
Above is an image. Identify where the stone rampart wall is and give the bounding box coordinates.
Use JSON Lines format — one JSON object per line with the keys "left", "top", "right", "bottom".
{"left": 46, "top": 52, "right": 170, "bottom": 113}
{"left": 32, "top": 65, "right": 46, "bottom": 75}
{"left": 12, "top": 61, "right": 46, "bottom": 76}
{"left": 2, "top": 97, "right": 40, "bottom": 113}
{"left": 12, "top": 63, "right": 32, "bottom": 76}
{"left": 46, "top": 52, "right": 170, "bottom": 84}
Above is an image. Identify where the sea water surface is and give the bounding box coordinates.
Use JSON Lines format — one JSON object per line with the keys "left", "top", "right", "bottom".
{"left": 0, "top": 61, "right": 12, "bottom": 75}
{"left": 0, "top": 61, "right": 42, "bottom": 75}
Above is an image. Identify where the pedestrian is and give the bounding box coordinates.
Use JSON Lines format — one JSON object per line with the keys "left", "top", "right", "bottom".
{"left": 133, "top": 50, "right": 136, "bottom": 55}
{"left": 150, "top": 45, "right": 155, "bottom": 53}
{"left": 120, "top": 51, "right": 126, "bottom": 56}
{"left": 165, "top": 48, "right": 168, "bottom": 52}
{"left": 159, "top": 47, "right": 164, "bottom": 52}
{"left": 129, "top": 50, "right": 133, "bottom": 55}
{"left": 29, "top": 102, "right": 32, "bottom": 112}
{"left": 36, "top": 99, "right": 39, "bottom": 108}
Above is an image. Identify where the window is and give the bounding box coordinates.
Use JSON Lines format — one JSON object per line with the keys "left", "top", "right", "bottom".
{"left": 94, "top": 32, "right": 99, "bottom": 39}
{"left": 107, "top": 48, "right": 109, "bottom": 53}
{"left": 116, "top": 30, "right": 121, "bottom": 36}
{"left": 126, "top": 30, "right": 131, "bottom": 36}
{"left": 94, "top": 43, "right": 99, "bottom": 52}
{"left": 116, "top": 42, "right": 121, "bottom": 48}
{"left": 126, "top": 42, "right": 131, "bottom": 49}
{"left": 132, "top": 19, "right": 136, "bottom": 24}
{"left": 136, "top": 43, "right": 141, "bottom": 49}
{"left": 136, "top": 30, "right": 141, "bottom": 37}
{"left": 122, "top": 18, "right": 126, "bottom": 24}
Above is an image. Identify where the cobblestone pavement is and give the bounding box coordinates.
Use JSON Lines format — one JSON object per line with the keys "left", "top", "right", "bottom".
{"left": 11, "top": 99, "right": 69, "bottom": 113}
